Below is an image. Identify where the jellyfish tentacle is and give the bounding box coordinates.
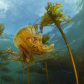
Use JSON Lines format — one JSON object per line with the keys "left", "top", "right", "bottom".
{"left": 8, "top": 51, "right": 22, "bottom": 57}
{"left": 0, "top": 53, "right": 10, "bottom": 57}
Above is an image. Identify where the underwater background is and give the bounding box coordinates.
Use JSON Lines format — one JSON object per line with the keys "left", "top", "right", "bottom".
{"left": 0, "top": 0, "right": 84, "bottom": 84}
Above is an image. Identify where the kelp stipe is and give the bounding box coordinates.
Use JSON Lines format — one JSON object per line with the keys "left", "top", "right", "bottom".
{"left": 45, "top": 59, "right": 49, "bottom": 84}
{"left": 27, "top": 66, "right": 30, "bottom": 84}
{"left": 40, "top": 2, "right": 78, "bottom": 84}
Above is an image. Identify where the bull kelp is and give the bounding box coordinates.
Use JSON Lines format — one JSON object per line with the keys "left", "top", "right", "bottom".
{"left": 40, "top": 2, "right": 78, "bottom": 84}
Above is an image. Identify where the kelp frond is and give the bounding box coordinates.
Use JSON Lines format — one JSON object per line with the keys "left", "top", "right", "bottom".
{"left": 42, "top": 33, "right": 50, "bottom": 44}
{"left": 0, "top": 23, "right": 5, "bottom": 35}
{"left": 40, "top": 2, "right": 72, "bottom": 27}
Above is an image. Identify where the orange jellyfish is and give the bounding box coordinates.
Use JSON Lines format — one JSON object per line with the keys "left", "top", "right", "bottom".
{"left": 1, "top": 24, "right": 55, "bottom": 65}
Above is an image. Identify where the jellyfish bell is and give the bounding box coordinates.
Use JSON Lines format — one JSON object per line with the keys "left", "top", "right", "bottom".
{"left": 13, "top": 24, "right": 55, "bottom": 63}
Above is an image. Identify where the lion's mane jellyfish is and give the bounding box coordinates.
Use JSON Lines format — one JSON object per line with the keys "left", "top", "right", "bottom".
{"left": 4, "top": 24, "right": 54, "bottom": 65}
